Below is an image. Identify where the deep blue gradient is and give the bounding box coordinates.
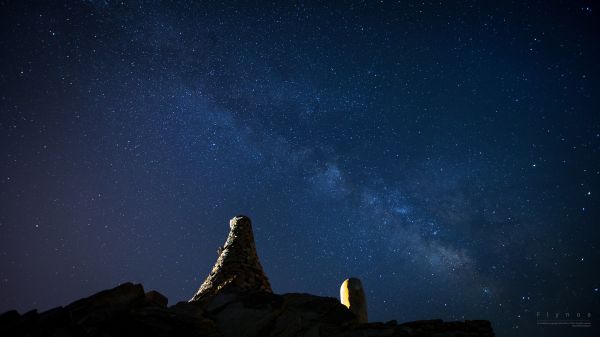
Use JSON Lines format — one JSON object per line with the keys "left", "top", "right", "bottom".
{"left": 1, "top": 2, "right": 599, "bottom": 336}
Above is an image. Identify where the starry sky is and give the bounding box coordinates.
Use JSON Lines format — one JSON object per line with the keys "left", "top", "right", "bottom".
{"left": 1, "top": 1, "right": 599, "bottom": 336}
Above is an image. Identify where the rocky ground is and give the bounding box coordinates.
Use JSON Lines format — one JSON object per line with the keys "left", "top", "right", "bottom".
{"left": 0, "top": 282, "right": 494, "bottom": 337}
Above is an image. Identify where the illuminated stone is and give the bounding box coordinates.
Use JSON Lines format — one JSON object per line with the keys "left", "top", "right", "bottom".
{"left": 190, "top": 215, "right": 272, "bottom": 301}
{"left": 340, "top": 277, "right": 368, "bottom": 323}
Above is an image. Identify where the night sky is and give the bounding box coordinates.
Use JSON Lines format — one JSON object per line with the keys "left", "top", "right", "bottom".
{"left": 1, "top": 1, "right": 599, "bottom": 337}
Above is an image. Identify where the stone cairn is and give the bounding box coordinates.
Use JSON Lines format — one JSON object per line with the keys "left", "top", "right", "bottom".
{"left": 190, "top": 215, "right": 272, "bottom": 301}
{"left": 340, "top": 277, "right": 368, "bottom": 323}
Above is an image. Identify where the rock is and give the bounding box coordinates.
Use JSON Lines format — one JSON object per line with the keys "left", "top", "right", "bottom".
{"left": 0, "top": 310, "right": 20, "bottom": 335}
{"left": 190, "top": 215, "right": 272, "bottom": 301}
{"left": 198, "top": 289, "right": 356, "bottom": 337}
{"left": 145, "top": 290, "right": 168, "bottom": 307}
{"left": 340, "top": 277, "right": 368, "bottom": 323}
{"left": 0, "top": 309, "right": 20, "bottom": 326}
{"left": 208, "top": 292, "right": 282, "bottom": 337}
{"left": 36, "top": 306, "right": 69, "bottom": 333}
{"left": 65, "top": 282, "right": 146, "bottom": 326}
{"left": 0, "top": 283, "right": 494, "bottom": 337}
{"left": 19, "top": 309, "right": 39, "bottom": 327}
{"left": 270, "top": 293, "right": 357, "bottom": 337}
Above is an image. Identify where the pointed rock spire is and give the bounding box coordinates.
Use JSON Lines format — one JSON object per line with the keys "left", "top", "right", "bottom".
{"left": 190, "top": 215, "right": 272, "bottom": 301}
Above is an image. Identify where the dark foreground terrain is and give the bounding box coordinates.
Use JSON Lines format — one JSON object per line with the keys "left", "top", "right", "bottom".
{"left": 0, "top": 282, "right": 494, "bottom": 337}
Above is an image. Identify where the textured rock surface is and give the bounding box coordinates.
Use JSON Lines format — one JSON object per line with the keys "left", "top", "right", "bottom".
{"left": 190, "top": 215, "right": 272, "bottom": 301}
{"left": 0, "top": 283, "right": 494, "bottom": 337}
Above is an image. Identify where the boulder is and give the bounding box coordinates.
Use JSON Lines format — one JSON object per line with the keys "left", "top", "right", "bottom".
{"left": 145, "top": 290, "right": 168, "bottom": 308}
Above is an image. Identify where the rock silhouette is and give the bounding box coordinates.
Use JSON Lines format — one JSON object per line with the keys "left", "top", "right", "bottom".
{"left": 0, "top": 215, "right": 495, "bottom": 336}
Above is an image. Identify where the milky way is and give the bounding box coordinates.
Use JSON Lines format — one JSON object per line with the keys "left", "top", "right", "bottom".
{"left": 1, "top": 2, "right": 599, "bottom": 337}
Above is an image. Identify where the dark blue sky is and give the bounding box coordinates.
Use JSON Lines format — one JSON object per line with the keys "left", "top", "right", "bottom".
{"left": 1, "top": 1, "right": 599, "bottom": 336}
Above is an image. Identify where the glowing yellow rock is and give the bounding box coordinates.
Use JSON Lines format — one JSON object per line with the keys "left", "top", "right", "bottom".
{"left": 340, "top": 277, "right": 368, "bottom": 323}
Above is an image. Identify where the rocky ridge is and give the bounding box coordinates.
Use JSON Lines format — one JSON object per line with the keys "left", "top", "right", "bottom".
{"left": 0, "top": 282, "right": 494, "bottom": 337}
{"left": 0, "top": 215, "right": 494, "bottom": 336}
